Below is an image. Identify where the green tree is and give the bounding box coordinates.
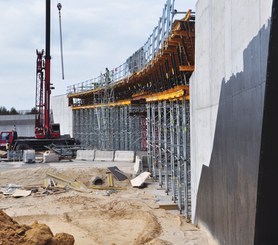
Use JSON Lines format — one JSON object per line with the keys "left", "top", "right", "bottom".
{"left": 26, "top": 107, "right": 38, "bottom": 114}
{"left": 0, "top": 106, "right": 8, "bottom": 115}
{"left": 9, "top": 107, "right": 19, "bottom": 115}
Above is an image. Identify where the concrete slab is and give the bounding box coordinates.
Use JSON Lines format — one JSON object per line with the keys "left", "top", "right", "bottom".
{"left": 76, "top": 150, "right": 95, "bottom": 161}
{"left": 94, "top": 150, "right": 114, "bottom": 162}
{"left": 131, "top": 172, "right": 150, "bottom": 187}
{"left": 114, "top": 150, "right": 135, "bottom": 162}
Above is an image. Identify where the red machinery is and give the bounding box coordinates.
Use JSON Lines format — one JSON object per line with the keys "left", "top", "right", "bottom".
{"left": 0, "top": 1, "right": 76, "bottom": 152}
{"left": 35, "top": 0, "right": 60, "bottom": 139}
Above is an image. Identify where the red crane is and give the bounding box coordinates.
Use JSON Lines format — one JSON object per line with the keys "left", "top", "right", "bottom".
{"left": 1, "top": 1, "right": 77, "bottom": 152}
{"left": 35, "top": 0, "right": 60, "bottom": 139}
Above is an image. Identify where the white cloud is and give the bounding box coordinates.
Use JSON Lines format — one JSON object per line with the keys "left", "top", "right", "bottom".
{"left": 0, "top": 0, "right": 196, "bottom": 110}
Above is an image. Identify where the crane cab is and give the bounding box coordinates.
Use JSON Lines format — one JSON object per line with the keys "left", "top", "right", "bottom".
{"left": 0, "top": 131, "right": 17, "bottom": 150}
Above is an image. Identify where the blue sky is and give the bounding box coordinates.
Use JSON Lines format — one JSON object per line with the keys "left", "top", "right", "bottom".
{"left": 0, "top": 0, "right": 196, "bottom": 110}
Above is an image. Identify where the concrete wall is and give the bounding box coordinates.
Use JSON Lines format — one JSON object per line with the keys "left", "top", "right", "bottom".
{"left": 0, "top": 114, "right": 35, "bottom": 137}
{"left": 51, "top": 94, "right": 73, "bottom": 136}
{"left": 191, "top": 0, "right": 273, "bottom": 244}
{"left": 0, "top": 94, "right": 72, "bottom": 137}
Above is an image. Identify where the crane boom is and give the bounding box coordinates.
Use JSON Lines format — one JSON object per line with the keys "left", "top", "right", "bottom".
{"left": 44, "top": 0, "right": 51, "bottom": 137}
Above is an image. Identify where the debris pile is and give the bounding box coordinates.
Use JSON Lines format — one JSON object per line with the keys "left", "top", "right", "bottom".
{"left": 0, "top": 166, "right": 152, "bottom": 200}
{"left": 0, "top": 210, "right": 74, "bottom": 245}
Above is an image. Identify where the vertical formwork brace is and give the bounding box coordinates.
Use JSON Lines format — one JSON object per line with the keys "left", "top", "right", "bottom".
{"left": 146, "top": 103, "right": 152, "bottom": 173}
{"left": 176, "top": 102, "right": 182, "bottom": 213}
{"left": 163, "top": 100, "right": 169, "bottom": 193}
{"left": 151, "top": 103, "right": 157, "bottom": 178}
{"left": 158, "top": 102, "right": 163, "bottom": 187}
{"left": 169, "top": 100, "right": 176, "bottom": 202}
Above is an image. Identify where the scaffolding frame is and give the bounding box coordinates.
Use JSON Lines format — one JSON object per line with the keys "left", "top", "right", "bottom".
{"left": 145, "top": 98, "right": 191, "bottom": 218}
{"left": 73, "top": 105, "right": 144, "bottom": 151}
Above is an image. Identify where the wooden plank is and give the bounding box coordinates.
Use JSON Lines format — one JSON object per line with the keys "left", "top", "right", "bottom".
{"left": 159, "top": 204, "right": 179, "bottom": 210}
{"left": 107, "top": 166, "right": 128, "bottom": 181}
{"left": 179, "top": 65, "right": 194, "bottom": 72}
{"left": 88, "top": 186, "right": 126, "bottom": 190}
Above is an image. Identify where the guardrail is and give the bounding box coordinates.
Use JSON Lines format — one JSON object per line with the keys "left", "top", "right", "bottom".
{"left": 67, "top": 0, "right": 194, "bottom": 95}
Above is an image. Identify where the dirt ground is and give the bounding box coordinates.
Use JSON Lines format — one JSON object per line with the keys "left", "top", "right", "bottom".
{"left": 0, "top": 166, "right": 215, "bottom": 245}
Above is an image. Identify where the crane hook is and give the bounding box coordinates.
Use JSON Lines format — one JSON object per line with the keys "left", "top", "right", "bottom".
{"left": 57, "top": 3, "right": 62, "bottom": 11}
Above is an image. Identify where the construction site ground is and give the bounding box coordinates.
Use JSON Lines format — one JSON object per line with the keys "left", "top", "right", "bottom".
{"left": 0, "top": 159, "right": 215, "bottom": 245}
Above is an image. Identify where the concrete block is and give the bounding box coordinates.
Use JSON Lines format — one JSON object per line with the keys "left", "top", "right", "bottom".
{"left": 23, "top": 150, "right": 35, "bottom": 163}
{"left": 114, "top": 151, "right": 135, "bottom": 162}
{"left": 76, "top": 150, "right": 95, "bottom": 161}
{"left": 94, "top": 150, "right": 114, "bottom": 162}
{"left": 43, "top": 151, "right": 59, "bottom": 163}
{"left": 133, "top": 156, "right": 142, "bottom": 175}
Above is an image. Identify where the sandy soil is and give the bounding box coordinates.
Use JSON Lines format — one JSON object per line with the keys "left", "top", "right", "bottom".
{"left": 0, "top": 166, "right": 215, "bottom": 245}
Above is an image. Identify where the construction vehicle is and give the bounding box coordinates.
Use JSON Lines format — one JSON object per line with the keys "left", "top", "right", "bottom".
{"left": 0, "top": 1, "right": 75, "bottom": 152}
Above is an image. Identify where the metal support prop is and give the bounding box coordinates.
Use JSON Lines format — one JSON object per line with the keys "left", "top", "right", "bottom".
{"left": 176, "top": 102, "right": 182, "bottom": 213}
{"left": 129, "top": 106, "right": 133, "bottom": 150}
{"left": 84, "top": 109, "right": 88, "bottom": 146}
{"left": 163, "top": 101, "right": 169, "bottom": 193}
{"left": 93, "top": 108, "right": 98, "bottom": 147}
{"left": 80, "top": 109, "right": 84, "bottom": 145}
{"left": 112, "top": 108, "right": 115, "bottom": 150}
{"left": 119, "top": 107, "right": 124, "bottom": 149}
{"left": 89, "top": 109, "right": 92, "bottom": 146}
{"left": 158, "top": 102, "right": 163, "bottom": 187}
{"left": 141, "top": 115, "right": 147, "bottom": 151}
{"left": 182, "top": 98, "right": 189, "bottom": 217}
{"left": 151, "top": 103, "right": 157, "bottom": 178}
{"left": 73, "top": 110, "right": 77, "bottom": 140}
{"left": 124, "top": 106, "right": 128, "bottom": 150}
{"left": 146, "top": 103, "right": 152, "bottom": 172}
{"left": 170, "top": 100, "right": 176, "bottom": 201}
{"left": 114, "top": 107, "right": 118, "bottom": 150}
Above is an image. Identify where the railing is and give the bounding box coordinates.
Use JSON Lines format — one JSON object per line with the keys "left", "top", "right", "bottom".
{"left": 67, "top": 0, "right": 184, "bottom": 95}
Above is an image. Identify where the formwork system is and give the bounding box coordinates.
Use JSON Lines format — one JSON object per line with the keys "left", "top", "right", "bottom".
{"left": 73, "top": 105, "right": 145, "bottom": 151}
{"left": 146, "top": 98, "right": 191, "bottom": 216}
{"left": 67, "top": 0, "right": 194, "bottom": 218}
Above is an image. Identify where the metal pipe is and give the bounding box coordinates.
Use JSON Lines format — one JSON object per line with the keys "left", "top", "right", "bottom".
{"left": 146, "top": 103, "right": 152, "bottom": 172}
{"left": 176, "top": 102, "right": 182, "bottom": 213}
{"left": 163, "top": 100, "right": 169, "bottom": 193}
{"left": 158, "top": 102, "right": 163, "bottom": 187}
{"left": 170, "top": 100, "right": 176, "bottom": 201}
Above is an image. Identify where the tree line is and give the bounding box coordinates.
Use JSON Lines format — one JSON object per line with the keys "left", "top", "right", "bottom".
{"left": 0, "top": 106, "right": 38, "bottom": 115}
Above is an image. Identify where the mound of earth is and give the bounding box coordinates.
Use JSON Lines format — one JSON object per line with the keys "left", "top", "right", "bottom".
{"left": 0, "top": 210, "right": 74, "bottom": 245}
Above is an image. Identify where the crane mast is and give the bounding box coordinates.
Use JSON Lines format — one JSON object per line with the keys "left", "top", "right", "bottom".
{"left": 35, "top": 0, "right": 60, "bottom": 139}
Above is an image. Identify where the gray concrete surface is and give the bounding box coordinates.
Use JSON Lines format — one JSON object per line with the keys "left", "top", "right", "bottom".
{"left": 0, "top": 114, "right": 35, "bottom": 137}
{"left": 191, "top": 0, "right": 273, "bottom": 244}
{"left": 52, "top": 94, "right": 73, "bottom": 136}
{"left": 0, "top": 159, "right": 135, "bottom": 174}
{"left": 190, "top": 0, "right": 272, "bottom": 221}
